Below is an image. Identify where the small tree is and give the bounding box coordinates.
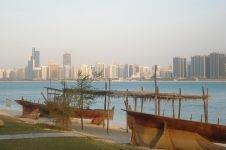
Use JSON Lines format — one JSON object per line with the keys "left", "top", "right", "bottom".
{"left": 69, "top": 71, "right": 95, "bottom": 130}
{"left": 45, "top": 94, "right": 73, "bottom": 129}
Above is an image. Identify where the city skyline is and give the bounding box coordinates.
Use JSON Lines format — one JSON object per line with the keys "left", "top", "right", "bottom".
{"left": 0, "top": 47, "right": 225, "bottom": 69}
{"left": 0, "top": 48, "right": 225, "bottom": 81}
{"left": 1, "top": 47, "right": 225, "bottom": 69}
{"left": 0, "top": 0, "right": 226, "bottom": 68}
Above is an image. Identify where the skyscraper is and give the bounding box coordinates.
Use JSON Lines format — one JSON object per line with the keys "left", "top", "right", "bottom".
{"left": 205, "top": 56, "right": 210, "bottom": 79}
{"left": 79, "top": 64, "right": 93, "bottom": 78}
{"left": 32, "top": 47, "right": 40, "bottom": 67}
{"left": 25, "top": 47, "right": 40, "bottom": 80}
{"left": 25, "top": 55, "right": 34, "bottom": 80}
{"left": 191, "top": 55, "right": 208, "bottom": 79}
{"left": 129, "top": 65, "right": 134, "bottom": 78}
{"left": 123, "top": 64, "right": 129, "bottom": 79}
{"left": 173, "top": 57, "right": 186, "bottom": 79}
{"left": 48, "top": 61, "right": 60, "bottom": 80}
{"left": 62, "top": 53, "right": 72, "bottom": 79}
{"left": 41, "top": 66, "right": 49, "bottom": 80}
{"left": 109, "top": 64, "right": 119, "bottom": 79}
{"left": 123, "top": 64, "right": 135, "bottom": 79}
{"left": 63, "top": 53, "right": 71, "bottom": 67}
{"left": 95, "top": 63, "right": 105, "bottom": 79}
{"left": 209, "top": 52, "right": 226, "bottom": 79}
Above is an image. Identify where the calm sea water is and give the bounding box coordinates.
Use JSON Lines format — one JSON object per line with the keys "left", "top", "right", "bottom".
{"left": 0, "top": 81, "right": 226, "bottom": 126}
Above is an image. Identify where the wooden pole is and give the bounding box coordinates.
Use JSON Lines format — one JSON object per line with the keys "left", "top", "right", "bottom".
{"left": 202, "top": 87, "right": 207, "bottom": 123}
{"left": 190, "top": 114, "right": 193, "bottom": 120}
{"left": 134, "top": 97, "right": 137, "bottom": 112}
{"left": 172, "top": 99, "right": 175, "bottom": 118}
{"left": 141, "top": 87, "right": 144, "bottom": 113}
{"left": 206, "top": 88, "right": 209, "bottom": 123}
{"left": 126, "top": 89, "right": 129, "bottom": 133}
{"left": 126, "top": 89, "right": 129, "bottom": 109}
{"left": 107, "top": 78, "right": 111, "bottom": 134}
{"left": 103, "top": 82, "right": 107, "bottom": 128}
{"left": 154, "top": 65, "right": 157, "bottom": 93}
{"left": 104, "top": 82, "right": 107, "bottom": 110}
{"left": 178, "top": 88, "right": 181, "bottom": 119}
{"left": 157, "top": 87, "right": 160, "bottom": 115}
{"left": 155, "top": 97, "right": 158, "bottom": 115}
{"left": 154, "top": 65, "right": 158, "bottom": 115}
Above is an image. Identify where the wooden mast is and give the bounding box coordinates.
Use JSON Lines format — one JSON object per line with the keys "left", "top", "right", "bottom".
{"left": 178, "top": 88, "right": 182, "bottom": 119}
{"left": 206, "top": 88, "right": 209, "bottom": 123}
{"left": 125, "top": 89, "right": 129, "bottom": 133}
{"left": 134, "top": 97, "right": 137, "bottom": 112}
{"left": 107, "top": 78, "right": 111, "bottom": 134}
{"left": 154, "top": 65, "right": 158, "bottom": 115}
{"left": 103, "top": 82, "right": 107, "bottom": 128}
{"left": 202, "top": 87, "right": 208, "bottom": 123}
{"left": 141, "top": 87, "right": 144, "bottom": 113}
{"left": 157, "top": 87, "right": 160, "bottom": 115}
{"left": 172, "top": 99, "right": 175, "bottom": 118}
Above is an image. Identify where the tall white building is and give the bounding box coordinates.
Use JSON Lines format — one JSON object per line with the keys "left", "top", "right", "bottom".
{"left": 132, "top": 65, "right": 140, "bottom": 79}
{"left": 109, "top": 64, "right": 119, "bottom": 79}
{"left": 95, "top": 63, "right": 105, "bottom": 79}
{"left": 33, "top": 67, "right": 42, "bottom": 80}
{"left": 140, "top": 66, "right": 151, "bottom": 79}
{"left": 79, "top": 64, "right": 93, "bottom": 78}
{"left": 41, "top": 66, "right": 48, "bottom": 80}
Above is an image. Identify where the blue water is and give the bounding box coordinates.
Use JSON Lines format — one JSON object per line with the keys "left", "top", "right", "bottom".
{"left": 0, "top": 81, "right": 226, "bottom": 126}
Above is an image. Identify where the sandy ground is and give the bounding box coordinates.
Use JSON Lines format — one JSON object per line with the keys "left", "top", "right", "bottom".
{"left": 0, "top": 109, "right": 22, "bottom": 118}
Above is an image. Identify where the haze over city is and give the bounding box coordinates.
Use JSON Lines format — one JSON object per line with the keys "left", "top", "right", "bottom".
{"left": 0, "top": 0, "right": 226, "bottom": 68}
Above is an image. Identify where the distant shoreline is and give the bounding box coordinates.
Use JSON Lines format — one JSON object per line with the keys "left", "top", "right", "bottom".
{"left": 0, "top": 80, "right": 226, "bottom": 83}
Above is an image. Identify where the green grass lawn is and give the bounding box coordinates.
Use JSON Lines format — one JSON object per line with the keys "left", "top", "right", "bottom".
{"left": 0, "top": 137, "right": 135, "bottom": 150}
{"left": 0, "top": 115, "right": 58, "bottom": 134}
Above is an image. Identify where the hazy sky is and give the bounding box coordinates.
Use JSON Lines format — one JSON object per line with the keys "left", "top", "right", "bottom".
{"left": 0, "top": 0, "right": 225, "bottom": 68}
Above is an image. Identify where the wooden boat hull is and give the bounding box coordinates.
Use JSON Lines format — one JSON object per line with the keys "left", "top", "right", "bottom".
{"left": 15, "top": 100, "right": 48, "bottom": 119}
{"left": 15, "top": 100, "right": 114, "bottom": 125}
{"left": 125, "top": 110, "right": 226, "bottom": 147}
{"left": 73, "top": 107, "right": 114, "bottom": 125}
{"left": 73, "top": 107, "right": 114, "bottom": 120}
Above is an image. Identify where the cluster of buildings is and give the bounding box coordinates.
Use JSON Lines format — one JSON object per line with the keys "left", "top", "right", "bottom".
{"left": 173, "top": 52, "right": 226, "bottom": 80}
{"left": 77, "top": 64, "right": 172, "bottom": 80}
{"left": 0, "top": 48, "right": 225, "bottom": 81}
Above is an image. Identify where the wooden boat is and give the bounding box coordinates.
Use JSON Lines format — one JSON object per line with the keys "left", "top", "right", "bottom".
{"left": 73, "top": 107, "right": 115, "bottom": 125}
{"left": 124, "top": 110, "right": 226, "bottom": 150}
{"left": 15, "top": 99, "right": 48, "bottom": 119}
{"left": 15, "top": 99, "right": 114, "bottom": 125}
